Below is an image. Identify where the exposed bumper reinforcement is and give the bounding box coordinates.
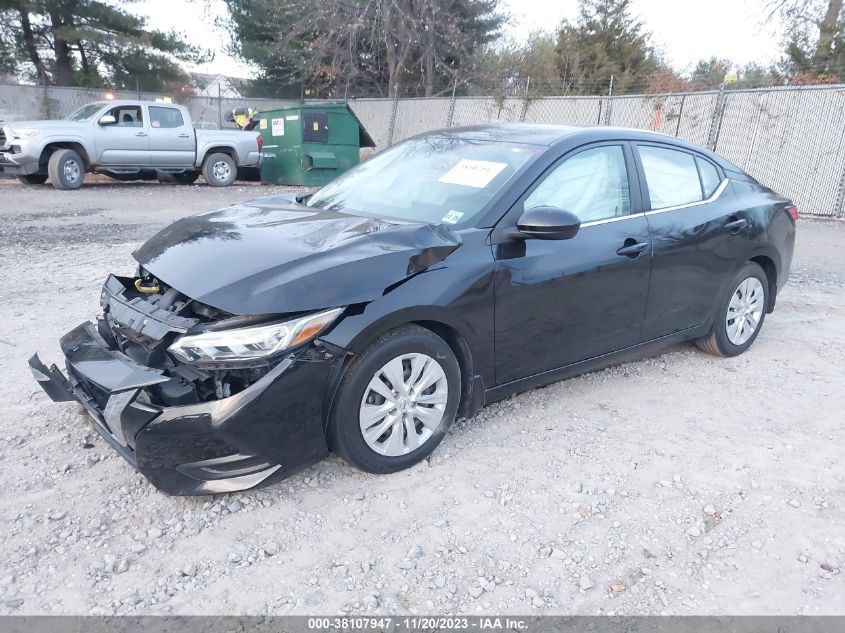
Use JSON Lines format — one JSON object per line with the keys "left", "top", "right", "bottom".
{"left": 31, "top": 321, "right": 336, "bottom": 495}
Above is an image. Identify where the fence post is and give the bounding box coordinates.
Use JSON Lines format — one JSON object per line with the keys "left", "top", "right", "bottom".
{"left": 835, "top": 164, "right": 845, "bottom": 218}
{"left": 446, "top": 77, "right": 457, "bottom": 127}
{"left": 217, "top": 83, "right": 223, "bottom": 128}
{"left": 835, "top": 106, "right": 845, "bottom": 218}
{"left": 603, "top": 75, "right": 614, "bottom": 125}
{"left": 707, "top": 83, "right": 727, "bottom": 151}
{"left": 41, "top": 70, "right": 50, "bottom": 119}
{"left": 386, "top": 85, "right": 400, "bottom": 147}
{"left": 743, "top": 91, "right": 767, "bottom": 170}
{"left": 674, "top": 94, "right": 686, "bottom": 137}
{"left": 520, "top": 75, "right": 531, "bottom": 122}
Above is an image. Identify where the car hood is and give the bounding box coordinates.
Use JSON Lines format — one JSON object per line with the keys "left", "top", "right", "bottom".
{"left": 133, "top": 194, "right": 462, "bottom": 315}
{"left": 4, "top": 120, "right": 87, "bottom": 130}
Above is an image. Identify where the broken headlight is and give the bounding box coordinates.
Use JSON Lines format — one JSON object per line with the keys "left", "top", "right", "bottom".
{"left": 168, "top": 308, "right": 343, "bottom": 363}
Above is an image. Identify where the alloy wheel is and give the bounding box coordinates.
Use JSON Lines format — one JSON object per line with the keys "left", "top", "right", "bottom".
{"left": 64, "top": 160, "right": 80, "bottom": 183}
{"left": 359, "top": 353, "right": 448, "bottom": 456}
{"left": 726, "top": 277, "right": 765, "bottom": 345}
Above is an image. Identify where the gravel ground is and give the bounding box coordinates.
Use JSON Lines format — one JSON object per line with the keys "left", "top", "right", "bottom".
{"left": 0, "top": 177, "right": 843, "bottom": 616}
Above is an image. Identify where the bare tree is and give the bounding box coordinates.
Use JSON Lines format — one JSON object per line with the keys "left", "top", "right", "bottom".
{"left": 766, "top": 0, "right": 844, "bottom": 75}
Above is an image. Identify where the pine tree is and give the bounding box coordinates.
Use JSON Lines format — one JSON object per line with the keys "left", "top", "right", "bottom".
{"left": 0, "top": 0, "right": 204, "bottom": 89}
{"left": 554, "top": 0, "right": 658, "bottom": 95}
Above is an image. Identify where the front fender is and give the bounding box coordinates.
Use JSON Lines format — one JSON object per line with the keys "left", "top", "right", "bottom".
{"left": 319, "top": 251, "right": 496, "bottom": 392}
{"left": 33, "top": 134, "right": 94, "bottom": 164}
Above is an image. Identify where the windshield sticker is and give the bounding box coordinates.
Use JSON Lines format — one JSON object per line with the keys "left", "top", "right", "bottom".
{"left": 271, "top": 117, "right": 285, "bottom": 136}
{"left": 441, "top": 210, "right": 464, "bottom": 224}
{"left": 438, "top": 159, "right": 507, "bottom": 188}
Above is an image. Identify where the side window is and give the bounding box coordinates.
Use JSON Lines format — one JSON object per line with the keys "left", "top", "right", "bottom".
{"left": 696, "top": 157, "right": 721, "bottom": 197}
{"left": 149, "top": 107, "right": 184, "bottom": 129}
{"left": 524, "top": 145, "right": 630, "bottom": 222}
{"left": 639, "top": 145, "right": 703, "bottom": 209}
{"left": 108, "top": 106, "right": 143, "bottom": 127}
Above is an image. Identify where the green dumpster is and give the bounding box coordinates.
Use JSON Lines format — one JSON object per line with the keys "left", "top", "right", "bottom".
{"left": 258, "top": 103, "right": 375, "bottom": 186}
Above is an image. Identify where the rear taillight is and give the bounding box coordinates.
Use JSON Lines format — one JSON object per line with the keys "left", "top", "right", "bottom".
{"left": 786, "top": 205, "right": 799, "bottom": 223}
{"left": 257, "top": 135, "right": 263, "bottom": 151}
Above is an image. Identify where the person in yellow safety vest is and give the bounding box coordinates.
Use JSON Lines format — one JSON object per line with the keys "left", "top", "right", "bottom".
{"left": 226, "top": 107, "right": 259, "bottom": 131}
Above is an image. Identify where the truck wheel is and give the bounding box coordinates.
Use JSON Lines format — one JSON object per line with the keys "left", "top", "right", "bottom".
{"left": 48, "top": 149, "right": 85, "bottom": 190}
{"left": 202, "top": 153, "right": 237, "bottom": 187}
{"left": 17, "top": 174, "right": 48, "bottom": 185}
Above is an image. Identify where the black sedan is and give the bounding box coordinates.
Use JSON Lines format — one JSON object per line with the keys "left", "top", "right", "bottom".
{"left": 30, "top": 124, "right": 797, "bottom": 495}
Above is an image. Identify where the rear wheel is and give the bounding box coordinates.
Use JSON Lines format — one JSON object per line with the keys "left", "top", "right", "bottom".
{"left": 17, "top": 174, "right": 48, "bottom": 185}
{"left": 327, "top": 325, "right": 460, "bottom": 474}
{"left": 202, "top": 153, "right": 237, "bottom": 187}
{"left": 696, "top": 261, "right": 768, "bottom": 357}
{"left": 47, "top": 148, "right": 85, "bottom": 190}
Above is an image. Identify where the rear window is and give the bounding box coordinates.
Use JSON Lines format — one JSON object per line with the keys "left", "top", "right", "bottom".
{"left": 639, "top": 145, "right": 703, "bottom": 209}
{"left": 696, "top": 157, "right": 721, "bottom": 197}
{"left": 149, "top": 107, "right": 184, "bottom": 129}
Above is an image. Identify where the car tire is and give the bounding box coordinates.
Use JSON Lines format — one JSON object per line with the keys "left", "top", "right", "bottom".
{"left": 17, "top": 174, "right": 48, "bottom": 185}
{"left": 327, "top": 325, "right": 461, "bottom": 474}
{"left": 47, "top": 148, "right": 85, "bottom": 190}
{"left": 202, "top": 153, "right": 237, "bottom": 187}
{"left": 696, "top": 261, "right": 768, "bottom": 357}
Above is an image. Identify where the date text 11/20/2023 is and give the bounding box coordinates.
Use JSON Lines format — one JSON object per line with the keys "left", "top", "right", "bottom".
{"left": 306, "top": 617, "right": 529, "bottom": 630}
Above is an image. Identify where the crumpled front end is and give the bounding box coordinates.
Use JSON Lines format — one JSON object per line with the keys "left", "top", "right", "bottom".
{"left": 30, "top": 274, "right": 346, "bottom": 495}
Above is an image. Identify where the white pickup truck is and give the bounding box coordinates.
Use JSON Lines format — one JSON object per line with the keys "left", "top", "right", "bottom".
{"left": 0, "top": 100, "right": 262, "bottom": 189}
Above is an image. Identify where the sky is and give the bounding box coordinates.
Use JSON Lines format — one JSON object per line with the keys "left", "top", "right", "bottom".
{"left": 133, "top": 0, "right": 785, "bottom": 78}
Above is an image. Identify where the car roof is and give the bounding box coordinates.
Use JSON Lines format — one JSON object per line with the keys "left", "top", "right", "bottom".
{"left": 432, "top": 123, "right": 743, "bottom": 173}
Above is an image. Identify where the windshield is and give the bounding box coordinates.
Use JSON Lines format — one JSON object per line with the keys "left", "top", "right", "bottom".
{"left": 67, "top": 103, "right": 104, "bottom": 121}
{"left": 306, "top": 135, "right": 542, "bottom": 226}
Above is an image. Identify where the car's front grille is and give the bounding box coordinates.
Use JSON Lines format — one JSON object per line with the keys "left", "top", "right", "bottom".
{"left": 0, "top": 128, "right": 7, "bottom": 150}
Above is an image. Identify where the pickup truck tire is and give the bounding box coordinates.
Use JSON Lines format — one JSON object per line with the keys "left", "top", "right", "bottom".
{"left": 17, "top": 174, "right": 48, "bottom": 185}
{"left": 48, "top": 148, "right": 85, "bottom": 190}
{"left": 202, "top": 153, "right": 237, "bottom": 187}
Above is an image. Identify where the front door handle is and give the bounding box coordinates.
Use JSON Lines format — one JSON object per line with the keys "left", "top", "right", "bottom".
{"left": 724, "top": 217, "right": 748, "bottom": 233}
{"left": 135, "top": 132, "right": 148, "bottom": 137}
{"left": 616, "top": 240, "right": 649, "bottom": 258}
{"left": 177, "top": 133, "right": 191, "bottom": 138}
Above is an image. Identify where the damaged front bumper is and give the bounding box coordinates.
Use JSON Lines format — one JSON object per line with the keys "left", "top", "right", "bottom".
{"left": 30, "top": 321, "right": 342, "bottom": 495}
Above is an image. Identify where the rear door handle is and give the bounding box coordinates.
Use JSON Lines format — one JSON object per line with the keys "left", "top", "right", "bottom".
{"left": 616, "top": 240, "right": 649, "bottom": 258}
{"left": 177, "top": 133, "right": 191, "bottom": 138}
{"left": 724, "top": 218, "right": 748, "bottom": 232}
{"left": 135, "top": 132, "right": 147, "bottom": 137}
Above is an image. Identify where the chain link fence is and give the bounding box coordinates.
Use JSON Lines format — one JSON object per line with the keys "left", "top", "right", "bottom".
{"left": 2, "top": 81, "right": 844, "bottom": 217}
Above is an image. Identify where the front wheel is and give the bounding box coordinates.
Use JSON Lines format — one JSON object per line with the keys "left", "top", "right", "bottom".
{"left": 47, "top": 149, "right": 85, "bottom": 190}
{"left": 17, "top": 174, "right": 48, "bottom": 185}
{"left": 327, "top": 325, "right": 461, "bottom": 474}
{"left": 202, "top": 153, "right": 237, "bottom": 187}
{"left": 696, "top": 261, "right": 768, "bottom": 357}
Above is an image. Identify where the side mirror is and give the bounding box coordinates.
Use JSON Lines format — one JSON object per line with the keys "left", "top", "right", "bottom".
{"left": 98, "top": 114, "right": 116, "bottom": 126}
{"left": 516, "top": 206, "right": 581, "bottom": 240}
